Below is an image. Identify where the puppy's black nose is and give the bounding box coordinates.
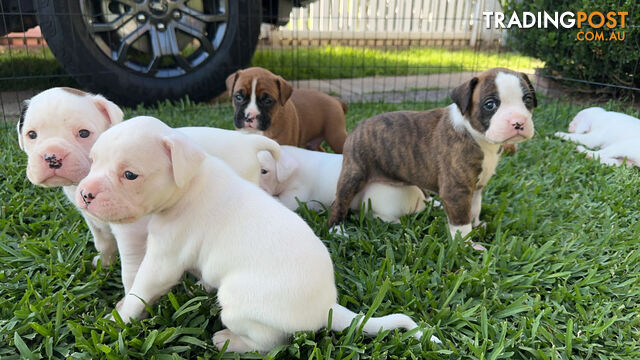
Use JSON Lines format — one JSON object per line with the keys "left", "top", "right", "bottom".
{"left": 80, "top": 190, "right": 94, "bottom": 205}
{"left": 44, "top": 153, "right": 63, "bottom": 169}
{"left": 514, "top": 122, "right": 524, "bottom": 130}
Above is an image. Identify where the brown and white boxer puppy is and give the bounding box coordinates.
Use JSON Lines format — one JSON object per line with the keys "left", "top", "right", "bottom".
{"left": 329, "top": 68, "right": 537, "bottom": 249}
{"left": 226, "top": 67, "right": 349, "bottom": 153}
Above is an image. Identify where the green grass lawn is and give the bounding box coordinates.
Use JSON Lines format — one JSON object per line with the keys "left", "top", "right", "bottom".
{"left": 252, "top": 46, "right": 542, "bottom": 80}
{"left": 0, "top": 46, "right": 543, "bottom": 91}
{"left": 1, "top": 97, "right": 639, "bottom": 359}
{"left": 0, "top": 48, "right": 76, "bottom": 91}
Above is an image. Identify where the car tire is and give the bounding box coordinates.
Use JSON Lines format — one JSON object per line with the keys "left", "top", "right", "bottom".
{"left": 35, "top": 0, "right": 261, "bottom": 106}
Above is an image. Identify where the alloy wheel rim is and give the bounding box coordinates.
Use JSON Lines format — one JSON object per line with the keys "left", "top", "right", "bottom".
{"left": 80, "top": 0, "right": 229, "bottom": 78}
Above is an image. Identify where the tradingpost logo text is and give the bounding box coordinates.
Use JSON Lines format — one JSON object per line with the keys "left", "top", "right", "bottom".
{"left": 483, "top": 11, "right": 629, "bottom": 42}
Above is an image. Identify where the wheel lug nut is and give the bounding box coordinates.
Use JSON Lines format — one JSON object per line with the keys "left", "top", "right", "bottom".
{"left": 137, "top": 13, "right": 146, "bottom": 22}
{"left": 172, "top": 10, "right": 181, "bottom": 19}
{"left": 157, "top": 23, "right": 166, "bottom": 31}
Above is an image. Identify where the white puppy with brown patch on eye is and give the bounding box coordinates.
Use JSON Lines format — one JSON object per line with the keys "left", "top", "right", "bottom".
{"left": 554, "top": 107, "right": 640, "bottom": 167}
{"left": 17, "top": 88, "right": 280, "bottom": 297}
{"left": 257, "top": 145, "right": 430, "bottom": 223}
{"left": 17, "top": 87, "right": 126, "bottom": 267}
{"left": 75, "top": 116, "right": 438, "bottom": 353}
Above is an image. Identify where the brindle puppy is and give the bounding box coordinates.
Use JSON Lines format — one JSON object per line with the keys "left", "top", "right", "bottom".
{"left": 329, "top": 68, "right": 537, "bottom": 249}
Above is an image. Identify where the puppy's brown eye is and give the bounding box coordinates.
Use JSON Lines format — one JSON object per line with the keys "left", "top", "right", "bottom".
{"left": 124, "top": 171, "right": 138, "bottom": 180}
{"left": 523, "top": 94, "right": 533, "bottom": 104}
{"left": 261, "top": 96, "right": 274, "bottom": 106}
{"left": 261, "top": 169, "right": 268, "bottom": 174}
{"left": 234, "top": 93, "right": 244, "bottom": 102}
{"left": 483, "top": 99, "right": 498, "bottom": 111}
{"left": 78, "top": 129, "right": 91, "bottom": 138}
{"left": 27, "top": 130, "right": 37, "bottom": 139}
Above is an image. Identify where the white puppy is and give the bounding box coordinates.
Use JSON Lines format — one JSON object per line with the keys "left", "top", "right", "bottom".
{"left": 17, "top": 88, "right": 280, "bottom": 294}
{"left": 176, "top": 127, "right": 280, "bottom": 185}
{"left": 75, "top": 116, "right": 439, "bottom": 353}
{"left": 554, "top": 107, "right": 640, "bottom": 167}
{"left": 17, "top": 87, "right": 126, "bottom": 267}
{"left": 257, "top": 146, "right": 429, "bottom": 223}
{"left": 576, "top": 141, "right": 640, "bottom": 167}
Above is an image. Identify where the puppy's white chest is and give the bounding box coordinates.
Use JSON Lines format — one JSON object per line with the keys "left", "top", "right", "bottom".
{"left": 477, "top": 145, "right": 501, "bottom": 188}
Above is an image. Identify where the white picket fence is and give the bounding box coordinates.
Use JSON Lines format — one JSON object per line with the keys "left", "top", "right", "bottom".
{"left": 268, "top": 0, "right": 503, "bottom": 46}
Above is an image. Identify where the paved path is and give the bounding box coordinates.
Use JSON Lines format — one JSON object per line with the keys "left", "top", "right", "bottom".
{"left": 290, "top": 71, "right": 478, "bottom": 103}
{"left": 297, "top": 70, "right": 547, "bottom": 102}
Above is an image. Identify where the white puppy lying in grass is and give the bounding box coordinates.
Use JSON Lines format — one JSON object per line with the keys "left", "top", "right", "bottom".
{"left": 17, "top": 87, "right": 280, "bottom": 295}
{"left": 75, "top": 116, "right": 440, "bottom": 353}
{"left": 555, "top": 107, "right": 640, "bottom": 167}
{"left": 258, "top": 146, "right": 431, "bottom": 223}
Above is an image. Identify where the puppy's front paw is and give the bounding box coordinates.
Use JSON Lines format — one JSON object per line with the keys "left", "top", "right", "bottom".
{"left": 116, "top": 298, "right": 125, "bottom": 311}
{"left": 92, "top": 253, "right": 114, "bottom": 268}
{"left": 191, "top": 280, "right": 213, "bottom": 293}
{"left": 104, "top": 310, "right": 129, "bottom": 323}
{"left": 577, "top": 146, "right": 597, "bottom": 159}
{"left": 213, "top": 329, "right": 252, "bottom": 353}
{"left": 213, "top": 329, "right": 233, "bottom": 350}
{"left": 329, "top": 225, "right": 349, "bottom": 237}
{"left": 106, "top": 305, "right": 141, "bottom": 324}
{"left": 472, "top": 219, "right": 487, "bottom": 228}
{"left": 430, "top": 334, "right": 443, "bottom": 344}
{"left": 466, "top": 240, "right": 487, "bottom": 251}
{"left": 426, "top": 197, "right": 442, "bottom": 208}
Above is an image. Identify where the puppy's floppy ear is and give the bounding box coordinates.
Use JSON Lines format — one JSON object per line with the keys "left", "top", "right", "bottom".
{"left": 520, "top": 72, "right": 537, "bottom": 108}
{"left": 257, "top": 136, "right": 281, "bottom": 162}
{"left": 450, "top": 77, "right": 479, "bottom": 115}
{"left": 275, "top": 76, "right": 293, "bottom": 106}
{"left": 92, "top": 94, "right": 124, "bottom": 126}
{"left": 275, "top": 150, "right": 297, "bottom": 183}
{"left": 226, "top": 71, "right": 240, "bottom": 97}
{"left": 162, "top": 134, "right": 206, "bottom": 188}
{"left": 257, "top": 150, "right": 276, "bottom": 171}
{"left": 16, "top": 99, "right": 29, "bottom": 150}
